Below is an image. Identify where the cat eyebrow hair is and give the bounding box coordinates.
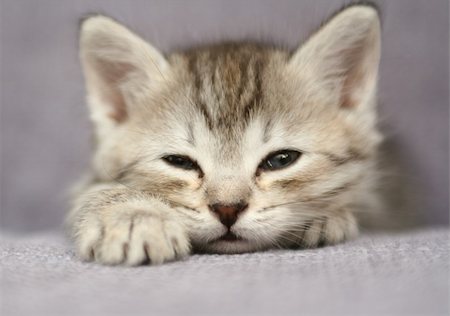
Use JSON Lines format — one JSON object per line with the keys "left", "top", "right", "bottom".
{"left": 186, "top": 123, "right": 195, "bottom": 146}
{"left": 196, "top": 100, "right": 214, "bottom": 130}
{"left": 262, "top": 119, "right": 273, "bottom": 143}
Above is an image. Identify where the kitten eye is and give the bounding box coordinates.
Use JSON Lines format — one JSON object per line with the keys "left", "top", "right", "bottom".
{"left": 163, "top": 155, "right": 199, "bottom": 171}
{"left": 258, "top": 150, "right": 301, "bottom": 171}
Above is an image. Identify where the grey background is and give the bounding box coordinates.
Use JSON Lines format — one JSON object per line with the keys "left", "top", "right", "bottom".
{"left": 1, "top": 0, "right": 448, "bottom": 232}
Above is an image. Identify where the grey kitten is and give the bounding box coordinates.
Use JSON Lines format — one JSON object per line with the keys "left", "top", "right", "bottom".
{"left": 68, "top": 4, "right": 383, "bottom": 265}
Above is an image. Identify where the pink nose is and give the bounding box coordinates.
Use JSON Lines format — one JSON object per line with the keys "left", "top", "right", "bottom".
{"left": 209, "top": 203, "right": 248, "bottom": 228}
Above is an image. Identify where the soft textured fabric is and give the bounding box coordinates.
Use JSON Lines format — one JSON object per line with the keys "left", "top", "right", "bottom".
{"left": 1, "top": 228, "right": 448, "bottom": 316}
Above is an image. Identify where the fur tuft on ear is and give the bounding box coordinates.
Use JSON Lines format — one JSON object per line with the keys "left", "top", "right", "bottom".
{"left": 289, "top": 5, "right": 381, "bottom": 111}
{"left": 79, "top": 15, "right": 169, "bottom": 138}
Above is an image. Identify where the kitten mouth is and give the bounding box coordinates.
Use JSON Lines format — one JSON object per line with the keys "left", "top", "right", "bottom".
{"left": 215, "top": 231, "right": 243, "bottom": 242}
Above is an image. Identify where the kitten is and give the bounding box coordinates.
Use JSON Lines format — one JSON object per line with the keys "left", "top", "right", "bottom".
{"left": 68, "top": 4, "right": 383, "bottom": 265}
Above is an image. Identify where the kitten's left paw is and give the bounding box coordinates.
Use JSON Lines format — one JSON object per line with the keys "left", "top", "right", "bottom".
{"left": 302, "top": 210, "right": 358, "bottom": 247}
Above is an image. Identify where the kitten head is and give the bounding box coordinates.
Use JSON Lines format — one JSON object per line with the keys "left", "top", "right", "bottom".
{"left": 79, "top": 4, "right": 382, "bottom": 253}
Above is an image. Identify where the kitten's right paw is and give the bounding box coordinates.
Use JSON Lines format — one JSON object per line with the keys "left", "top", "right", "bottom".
{"left": 301, "top": 210, "right": 358, "bottom": 248}
{"left": 76, "top": 210, "right": 191, "bottom": 266}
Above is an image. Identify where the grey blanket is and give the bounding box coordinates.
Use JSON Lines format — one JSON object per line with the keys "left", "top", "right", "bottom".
{"left": 1, "top": 228, "right": 448, "bottom": 316}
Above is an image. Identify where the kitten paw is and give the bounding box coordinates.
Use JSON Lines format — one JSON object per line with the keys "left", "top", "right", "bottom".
{"left": 302, "top": 210, "right": 358, "bottom": 248}
{"left": 76, "top": 209, "right": 190, "bottom": 266}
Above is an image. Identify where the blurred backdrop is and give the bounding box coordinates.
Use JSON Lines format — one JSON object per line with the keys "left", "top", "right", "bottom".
{"left": 1, "top": 0, "right": 448, "bottom": 232}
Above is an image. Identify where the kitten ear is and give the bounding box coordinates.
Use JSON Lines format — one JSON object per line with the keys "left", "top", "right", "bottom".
{"left": 289, "top": 5, "right": 381, "bottom": 110}
{"left": 79, "top": 16, "right": 169, "bottom": 136}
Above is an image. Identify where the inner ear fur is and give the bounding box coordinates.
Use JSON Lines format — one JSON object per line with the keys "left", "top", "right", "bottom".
{"left": 79, "top": 15, "right": 169, "bottom": 128}
{"left": 289, "top": 5, "right": 381, "bottom": 110}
